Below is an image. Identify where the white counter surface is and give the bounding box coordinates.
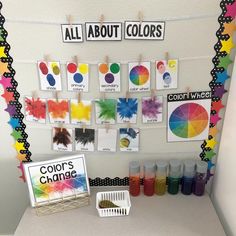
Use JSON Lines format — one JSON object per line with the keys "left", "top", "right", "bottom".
{"left": 14, "top": 187, "right": 225, "bottom": 236}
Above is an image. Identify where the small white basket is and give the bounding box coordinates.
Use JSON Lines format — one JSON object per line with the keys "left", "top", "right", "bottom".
{"left": 96, "top": 190, "right": 131, "bottom": 217}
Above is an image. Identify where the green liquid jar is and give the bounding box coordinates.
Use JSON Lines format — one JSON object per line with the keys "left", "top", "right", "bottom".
{"left": 168, "top": 160, "right": 182, "bottom": 195}
{"left": 168, "top": 177, "right": 180, "bottom": 194}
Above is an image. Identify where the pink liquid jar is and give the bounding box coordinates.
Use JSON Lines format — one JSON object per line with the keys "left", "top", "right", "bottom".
{"left": 143, "top": 162, "right": 155, "bottom": 196}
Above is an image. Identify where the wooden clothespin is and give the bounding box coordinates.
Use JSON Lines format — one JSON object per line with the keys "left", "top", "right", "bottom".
{"left": 126, "top": 91, "right": 130, "bottom": 102}
{"left": 32, "top": 90, "right": 38, "bottom": 100}
{"left": 138, "top": 11, "right": 144, "bottom": 24}
{"left": 151, "top": 89, "right": 156, "bottom": 100}
{"left": 105, "top": 123, "right": 110, "bottom": 133}
{"left": 44, "top": 54, "right": 50, "bottom": 66}
{"left": 99, "top": 14, "right": 105, "bottom": 29}
{"left": 73, "top": 55, "right": 79, "bottom": 65}
{"left": 78, "top": 92, "right": 81, "bottom": 103}
{"left": 82, "top": 123, "right": 86, "bottom": 133}
{"left": 186, "top": 86, "right": 191, "bottom": 99}
{"left": 127, "top": 121, "right": 131, "bottom": 132}
{"left": 165, "top": 52, "right": 169, "bottom": 63}
{"left": 138, "top": 54, "right": 142, "bottom": 66}
{"left": 105, "top": 55, "right": 109, "bottom": 65}
{"left": 67, "top": 15, "right": 73, "bottom": 28}
{"left": 59, "top": 123, "right": 64, "bottom": 132}
{"left": 54, "top": 91, "right": 59, "bottom": 103}
{"left": 101, "top": 92, "right": 106, "bottom": 101}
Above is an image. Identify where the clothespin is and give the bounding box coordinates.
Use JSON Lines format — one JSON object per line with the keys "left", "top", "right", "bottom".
{"left": 127, "top": 121, "right": 131, "bottom": 132}
{"left": 67, "top": 15, "right": 73, "bottom": 28}
{"left": 32, "top": 90, "right": 38, "bottom": 100}
{"left": 99, "top": 14, "right": 105, "bottom": 29}
{"left": 165, "top": 52, "right": 169, "bottom": 63}
{"left": 138, "top": 11, "right": 144, "bottom": 24}
{"left": 151, "top": 89, "right": 156, "bottom": 100}
{"left": 54, "top": 91, "right": 59, "bottom": 103}
{"left": 78, "top": 92, "right": 81, "bottom": 103}
{"left": 59, "top": 123, "right": 64, "bottom": 132}
{"left": 73, "top": 55, "right": 79, "bottom": 65}
{"left": 186, "top": 86, "right": 191, "bottom": 99}
{"left": 126, "top": 91, "right": 130, "bottom": 102}
{"left": 44, "top": 54, "right": 50, "bottom": 66}
{"left": 105, "top": 55, "right": 109, "bottom": 65}
{"left": 138, "top": 54, "right": 142, "bottom": 66}
{"left": 82, "top": 123, "right": 86, "bottom": 133}
{"left": 101, "top": 92, "right": 106, "bottom": 101}
{"left": 105, "top": 123, "right": 110, "bottom": 133}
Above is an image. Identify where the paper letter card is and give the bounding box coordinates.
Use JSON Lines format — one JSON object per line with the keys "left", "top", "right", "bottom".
{"left": 24, "top": 154, "right": 90, "bottom": 207}
{"left": 129, "top": 62, "right": 150, "bottom": 92}
{"left": 156, "top": 60, "right": 178, "bottom": 90}
{"left": 119, "top": 128, "right": 139, "bottom": 152}
{"left": 167, "top": 91, "right": 212, "bottom": 142}
{"left": 75, "top": 128, "right": 95, "bottom": 152}
{"left": 97, "top": 128, "right": 117, "bottom": 152}
{"left": 98, "top": 63, "right": 121, "bottom": 92}
{"left": 67, "top": 62, "right": 89, "bottom": 92}
{"left": 85, "top": 22, "right": 122, "bottom": 41}
{"left": 125, "top": 21, "right": 165, "bottom": 40}
{"left": 38, "top": 61, "right": 62, "bottom": 91}
{"left": 61, "top": 24, "right": 83, "bottom": 43}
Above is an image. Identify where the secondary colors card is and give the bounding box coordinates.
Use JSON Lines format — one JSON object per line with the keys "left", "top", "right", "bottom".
{"left": 129, "top": 62, "right": 150, "bottom": 92}
{"left": 167, "top": 91, "right": 211, "bottom": 142}
{"left": 38, "top": 61, "right": 62, "bottom": 91}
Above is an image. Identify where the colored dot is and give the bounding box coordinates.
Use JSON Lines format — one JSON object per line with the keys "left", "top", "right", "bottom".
{"left": 52, "top": 65, "right": 60, "bottom": 75}
{"left": 110, "top": 63, "right": 120, "bottom": 74}
{"left": 73, "top": 73, "right": 83, "bottom": 83}
{"left": 67, "top": 63, "right": 77, "bottom": 73}
{"left": 46, "top": 74, "right": 56, "bottom": 86}
{"left": 105, "top": 73, "right": 115, "bottom": 84}
{"left": 39, "top": 62, "right": 48, "bottom": 75}
{"left": 99, "top": 63, "right": 109, "bottom": 74}
{"left": 79, "top": 64, "right": 88, "bottom": 74}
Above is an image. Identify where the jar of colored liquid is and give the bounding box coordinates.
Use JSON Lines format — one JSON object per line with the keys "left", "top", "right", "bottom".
{"left": 155, "top": 160, "right": 168, "bottom": 196}
{"left": 181, "top": 160, "right": 196, "bottom": 195}
{"left": 129, "top": 161, "right": 140, "bottom": 196}
{"left": 144, "top": 162, "right": 155, "bottom": 196}
{"left": 193, "top": 161, "right": 208, "bottom": 196}
{"left": 168, "top": 160, "right": 182, "bottom": 195}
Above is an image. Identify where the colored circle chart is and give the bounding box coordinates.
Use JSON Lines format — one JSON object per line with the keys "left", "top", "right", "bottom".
{"left": 169, "top": 103, "right": 209, "bottom": 138}
{"left": 129, "top": 65, "right": 149, "bottom": 86}
{"left": 67, "top": 63, "right": 89, "bottom": 84}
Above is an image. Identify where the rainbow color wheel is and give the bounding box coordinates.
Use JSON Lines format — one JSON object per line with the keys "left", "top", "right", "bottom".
{"left": 129, "top": 65, "right": 149, "bottom": 86}
{"left": 169, "top": 103, "right": 209, "bottom": 138}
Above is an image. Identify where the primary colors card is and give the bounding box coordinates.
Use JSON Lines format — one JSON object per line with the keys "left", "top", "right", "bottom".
{"left": 24, "top": 155, "right": 90, "bottom": 207}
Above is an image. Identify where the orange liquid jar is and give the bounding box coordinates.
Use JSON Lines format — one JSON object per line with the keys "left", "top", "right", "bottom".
{"left": 129, "top": 161, "right": 140, "bottom": 196}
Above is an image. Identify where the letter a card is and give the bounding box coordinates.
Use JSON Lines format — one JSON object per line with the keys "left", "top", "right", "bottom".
{"left": 24, "top": 155, "right": 90, "bottom": 207}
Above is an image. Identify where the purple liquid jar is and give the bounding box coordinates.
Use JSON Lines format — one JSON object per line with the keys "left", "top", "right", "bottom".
{"left": 193, "top": 161, "right": 208, "bottom": 196}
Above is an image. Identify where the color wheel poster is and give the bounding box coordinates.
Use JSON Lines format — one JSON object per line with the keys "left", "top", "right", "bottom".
{"left": 128, "top": 62, "right": 150, "bottom": 92}
{"left": 98, "top": 62, "right": 121, "bottom": 92}
{"left": 167, "top": 91, "right": 211, "bottom": 142}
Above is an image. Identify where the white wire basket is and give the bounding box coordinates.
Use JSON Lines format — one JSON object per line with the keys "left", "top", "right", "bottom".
{"left": 96, "top": 190, "right": 131, "bottom": 217}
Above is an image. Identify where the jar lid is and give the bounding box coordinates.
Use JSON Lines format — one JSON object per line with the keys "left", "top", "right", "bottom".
{"left": 144, "top": 161, "right": 156, "bottom": 172}
{"left": 169, "top": 159, "right": 181, "bottom": 172}
{"left": 129, "top": 161, "right": 140, "bottom": 173}
{"left": 183, "top": 160, "right": 196, "bottom": 173}
{"left": 196, "top": 160, "right": 208, "bottom": 173}
{"left": 156, "top": 160, "right": 168, "bottom": 172}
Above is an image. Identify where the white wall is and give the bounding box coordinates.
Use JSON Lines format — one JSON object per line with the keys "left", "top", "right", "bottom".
{"left": 0, "top": 0, "right": 220, "bottom": 234}
{"left": 211, "top": 57, "right": 236, "bottom": 236}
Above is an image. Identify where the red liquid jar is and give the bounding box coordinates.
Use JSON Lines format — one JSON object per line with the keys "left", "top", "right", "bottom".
{"left": 144, "top": 162, "right": 156, "bottom": 196}
{"left": 129, "top": 161, "right": 140, "bottom": 196}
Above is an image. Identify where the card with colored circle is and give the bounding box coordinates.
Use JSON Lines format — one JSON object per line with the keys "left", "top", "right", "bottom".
{"left": 38, "top": 61, "right": 62, "bottom": 91}
{"left": 67, "top": 62, "right": 89, "bottom": 92}
{"left": 52, "top": 127, "right": 73, "bottom": 152}
{"left": 167, "top": 91, "right": 211, "bottom": 142}
{"left": 119, "top": 128, "right": 139, "bottom": 152}
{"left": 98, "top": 62, "right": 121, "bottom": 92}
{"left": 156, "top": 59, "right": 178, "bottom": 90}
{"left": 47, "top": 99, "right": 70, "bottom": 124}
{"left": 24, "top": 96, "right": 46, "bottom": 124}
{"left": 97, "top": 128, "right": 117, "bottom": 152}
{"left": 95, "top": 99, "right": 116, "bottom": 124}
{"left": 75, "top": 128, "right": 95, "bottom": 152}
{"left": 70, "top": 99, "right": 92, "bottom": 125}
{"left": 117, "top": 98, "right": 138, "bottom": 124}
{"left": 128, "top": 62, "right": 151, "bottom": 92}
{"left": 142, "top": 96, "right": 163, "bottom": 123}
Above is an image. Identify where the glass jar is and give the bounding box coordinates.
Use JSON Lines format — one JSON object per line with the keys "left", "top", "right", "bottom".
{"left": 168, "top": 160, "right": 182, "bottom": 195}
{"left": 155, "top": 160, "right": 168, "bottom": 196}
{"left": 129, "top": 161, "right": 140, "bottom": 196}
{"left": 143, "top": 162, "right": 155, "bottom": 196}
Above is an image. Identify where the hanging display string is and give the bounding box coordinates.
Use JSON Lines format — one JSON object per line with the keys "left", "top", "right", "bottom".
{"left": 5, "top": 13, "right": 218, "bottom": 26}
{"left": 12, "top": 55, "right": 213, "bottom": 65}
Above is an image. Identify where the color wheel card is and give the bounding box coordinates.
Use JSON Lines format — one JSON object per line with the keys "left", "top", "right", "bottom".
{"left": 70, "top": 99, "right": 92, "bottom": 125}
{"left": 38, "top": 61, "right": 62, "bottom": 91}
{"left": 119, "top": 128, "right": 139, "bottom": 152}
{"left": 98, "top": 62, "right": 121, "bottom": 92}
{"left": 24, "top": 96, "right": 46, "bottom": 124}
{"left": 23, "top": 154, "right": 90, "bottom": 207}
{"left": 52, "top": 127, "right": 73, "bottom": 152}
{"left": 67, "top": 62, "right": 89, "bottom": 92}
{"left": 142, "top": 96, "right": 163, "bottom": 123}
{"left": 156, "top": 59, "right": 178, "bottom": 90}
{"left": 167, "top": 91, "right": 211, "bottom": 142}
{"left": 128, "top": 62, "right": 150, "bottom": 92}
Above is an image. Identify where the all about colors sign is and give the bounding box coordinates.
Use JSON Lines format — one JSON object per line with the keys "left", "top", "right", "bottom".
{"left": 167, "top": 91, "right": 211, "bottom": 142}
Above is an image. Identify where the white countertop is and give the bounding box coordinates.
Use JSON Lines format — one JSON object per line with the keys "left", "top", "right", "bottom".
{"left": 14, "top": 187, "right": 225, "bottom": 236}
